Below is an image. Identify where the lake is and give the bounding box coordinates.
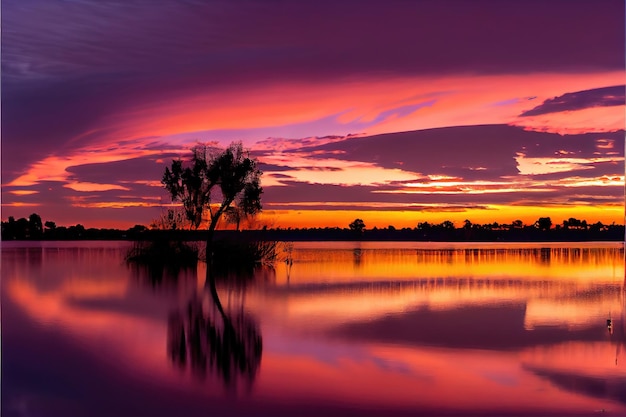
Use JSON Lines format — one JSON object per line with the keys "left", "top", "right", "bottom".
{"left": 2, "top": 241, "right": 625, "bottom": 416}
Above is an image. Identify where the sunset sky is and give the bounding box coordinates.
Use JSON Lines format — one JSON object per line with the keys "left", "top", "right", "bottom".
{"left": 2, "top": 0, "right": 624, "bottom": 229}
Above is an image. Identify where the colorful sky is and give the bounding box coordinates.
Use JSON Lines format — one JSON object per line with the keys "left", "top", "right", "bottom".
{"left": 2, "top": 0, "right": 624, "bottom": 229}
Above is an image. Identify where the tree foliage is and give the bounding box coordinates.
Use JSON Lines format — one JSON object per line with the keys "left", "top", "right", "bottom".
{"left": 349, "top": 218, "right": 366, "bottom": 233}
{"left": 534, "top": 217, "right": 552, "bottom": 231}
{"left": 28, "top": 213, "right": 43, "bottom": 238}
{"left": 162, "top": 142, "right": 263, "bottom": 235}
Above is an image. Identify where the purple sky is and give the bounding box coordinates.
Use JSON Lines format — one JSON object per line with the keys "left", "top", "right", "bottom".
{"left": 1, "top": 0, "right": 624, "bottom": 228}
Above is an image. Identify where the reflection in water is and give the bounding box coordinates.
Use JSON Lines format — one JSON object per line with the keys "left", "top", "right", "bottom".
{"left": 524, "top": 364, "right": 626, "bottom": 406}
{"left": 277, "top": 244, "right": 623, "bottom": 285}
{"left": 167, "top": 284, "right": 263, "bottom": 388}
{"left": 2, "top": 241, "right": 625, "bottom": 416}
{"left": 520, "top": 304, "right": 626, "bottom": 406}
{"left": 353, "top": 248, "right": 362, "bottom": 268}
{"left": 130, "top": 262, "right": 198, "bottom": 290}
{"left": 609, "top": 299, "right": 626, "bottom": 366}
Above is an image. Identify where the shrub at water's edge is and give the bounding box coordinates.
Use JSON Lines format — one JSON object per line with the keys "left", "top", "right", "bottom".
{"left": 125, "top": 235, "right": 277, "bottom": 276}
{"left": 211, "top": 238, "right": 277, "bottom": 275}
{"left": 126, "top": 238, "right": 199, "bottom": 268}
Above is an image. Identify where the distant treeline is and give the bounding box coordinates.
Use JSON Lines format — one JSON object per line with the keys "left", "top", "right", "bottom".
{"left": 261, "top": 220, "right": 625, "bottom": 242}
{"left": 1, "top": 213, "right": 624, "bottom": 242}
{"left": 0, "top": 214, "right": 147, "bottom": 241}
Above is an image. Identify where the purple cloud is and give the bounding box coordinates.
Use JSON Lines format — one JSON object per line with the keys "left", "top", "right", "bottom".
{"left": 520, "top": 85, "right": 625, "bottom": 117}
{"left": 287, "top": 125, "right": 624, "bottom": 181}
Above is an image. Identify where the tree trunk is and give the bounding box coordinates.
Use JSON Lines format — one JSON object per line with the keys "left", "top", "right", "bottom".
{"left": 204, "top": 203, "right": 227, "bottom": 305}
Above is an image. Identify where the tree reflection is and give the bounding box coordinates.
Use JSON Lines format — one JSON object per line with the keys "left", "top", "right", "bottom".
{"left": 608, "top": 295, "right": 625, "bottom": 365}
{"left": 167, "top": 275, "right": 263, "bottom": 388}
{"left": 129, "top": 262, "right": 197, "bottom": 290}
{"left": 353, "top": 247, "right": 362, "bottom": 268}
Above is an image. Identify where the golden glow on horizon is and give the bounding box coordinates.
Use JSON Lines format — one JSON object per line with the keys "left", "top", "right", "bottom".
{"left": 260, "top": 204, "right": 624, "bottom": 229}
{"left": 266, "top": 202, "right": 481, "bottom": 209}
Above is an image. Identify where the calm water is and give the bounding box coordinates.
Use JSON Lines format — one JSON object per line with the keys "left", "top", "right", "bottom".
{"left": 2, "top": 241, "right": 625, "bottom": 417}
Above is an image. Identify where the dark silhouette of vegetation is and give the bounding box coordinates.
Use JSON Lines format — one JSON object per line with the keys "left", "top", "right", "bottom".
{"left": 126, "top": 238, "right": 199, "bottom": 276}
{"left": 211, "top": 238, "right": 277, "bottom": 275}
{"left": 162, "top": 142, "right": 263, "bottom": 267}
{"left": 129, "top": 255, "right": 199, "bottom": 290}
{"left": 251, "top": 217, "right": 624, "bottom": 242}
{"left": 2, "top": 213, "right": 624, "bottom": 243}
{"left": 158, "top": 141, "right": 272, "bottom": 285}
{"left": 124, "top": 142, "right": 271, "bottom": 279}
{"left": 125, "top": 207, "right": 200, "bottom": 273}
{"left": 28, "top": 213, "right": 43, "bottom": 239}
{"left": 349, "top": 218, "right": 366, "bottom": 234}
{"left": 1, "top": 213, "right": 141, "bottom": 240}
{"left": 535, "top": 217, "right": 552, "bottom": 231}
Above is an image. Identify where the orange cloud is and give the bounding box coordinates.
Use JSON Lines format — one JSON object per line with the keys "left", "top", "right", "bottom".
{"left": 70, "top": 201, "right": 162, "bottom": 209}
{"left": 64, "top": 181, "right": 130, "bottom": 192}
{"left": 1, "top": 202, "right": 40, "bottom": 207}
{"left": 8, "top": 190, "right": 39, "bottom": 195}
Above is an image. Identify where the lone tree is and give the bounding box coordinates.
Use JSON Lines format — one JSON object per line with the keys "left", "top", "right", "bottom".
{"left": 349, "top": 218, "right": 366, "bottom": 234}
{"left": 162, "top": 142, "right": 263, "bottom": 265}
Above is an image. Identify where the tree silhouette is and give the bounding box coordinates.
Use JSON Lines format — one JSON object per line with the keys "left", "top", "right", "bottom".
{"left": 167, "top": 281, "right": 263, "bottom": 388}
{"left": 349, "top": 218, "right": 366, "bottom": 233}
{"left": 28, "top": 213, "right": 43, "bottom": 239}
{"left": 511, "top": 219, "right": 524, "bottom": 229}
{"left": 162, "top": 142, "right": 263, "bottom": 267}
{"left": 563, "top": 217, "right": 587, "bottom": 230}
{"left": 416, "top": 221, "right": 432, "bottom": 231}
{"left": 440, "top": 220, "right": 455, "bottom": 230}
{"left": 534, "top": 217, "right": 552, "bottom": 231}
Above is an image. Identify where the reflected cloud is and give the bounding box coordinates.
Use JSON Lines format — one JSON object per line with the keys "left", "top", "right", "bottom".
{"left": 523, "top": 364, "right": 626, "bottom": 406}
{"left": 329, "top": 303, "right": 609, "bottom": 351}
{"left": 248, "top": 245, "right": 624, "bottom": 333}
